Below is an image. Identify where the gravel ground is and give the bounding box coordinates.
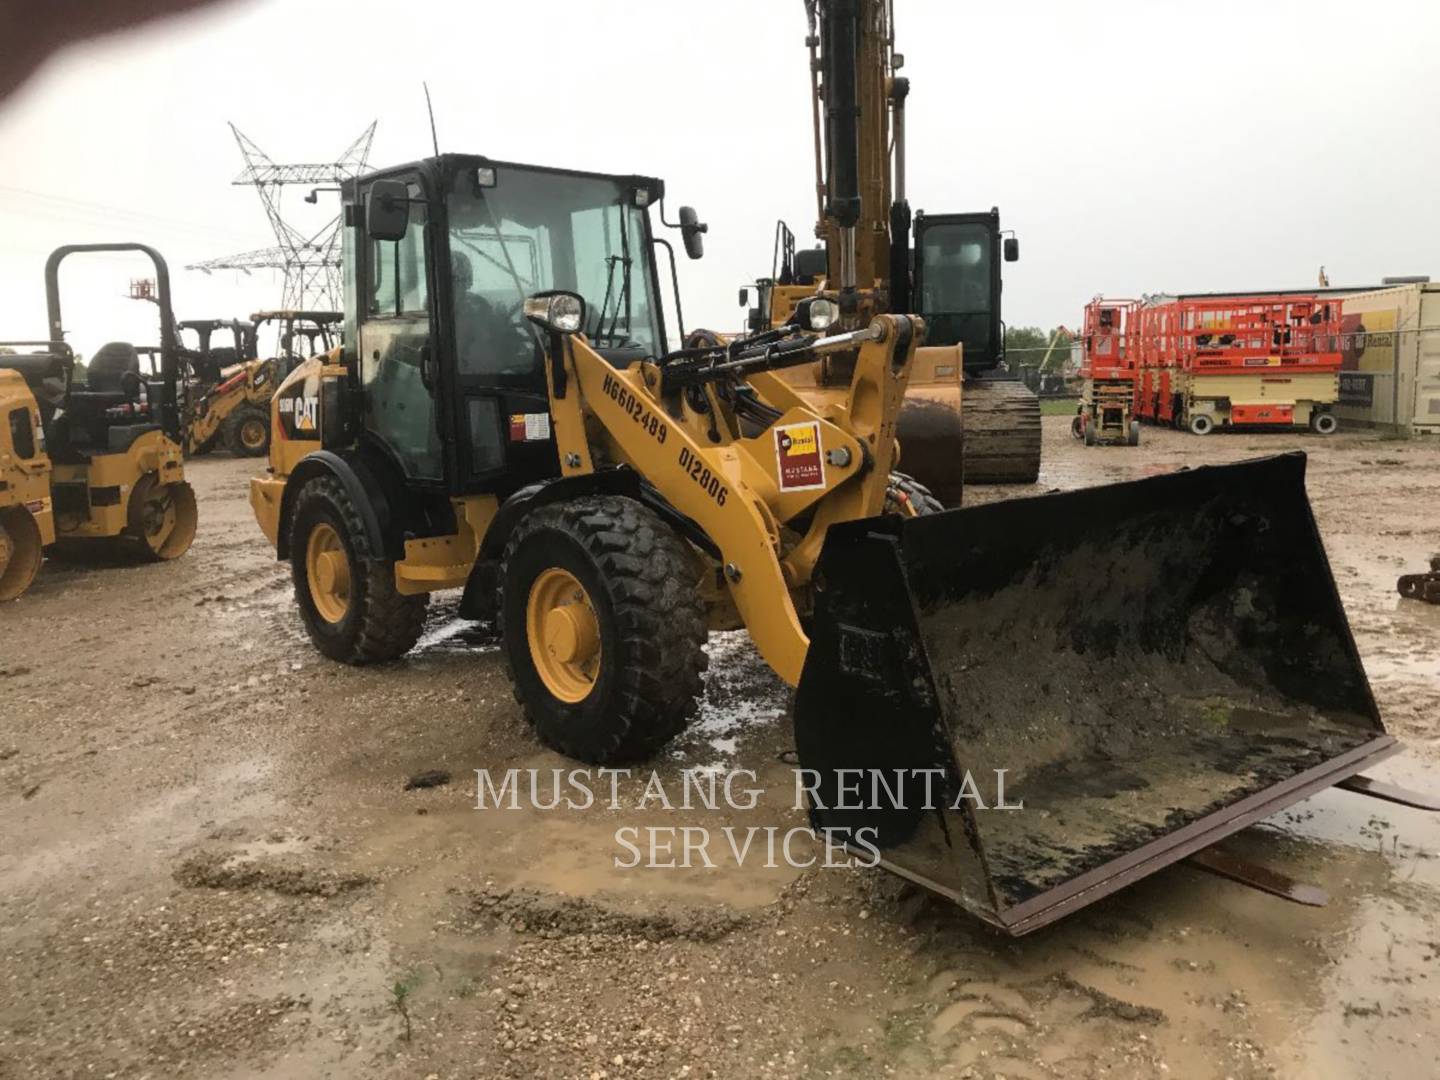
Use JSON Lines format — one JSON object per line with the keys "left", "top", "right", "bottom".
{"left": 1, "top": 419, "right": 1438, "bottom": 1079}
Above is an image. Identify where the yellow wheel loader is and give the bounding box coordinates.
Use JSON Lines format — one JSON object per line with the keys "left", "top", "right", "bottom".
{"left": 252, "top": 154, "right": 1437, "bottom": 934}
{"left": 0, "top": 243, "right": 197, "bottom": 601}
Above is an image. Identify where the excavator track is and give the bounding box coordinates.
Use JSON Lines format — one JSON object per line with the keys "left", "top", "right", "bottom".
{"left": 961, "top": 378, "right": 1042, "bottom": 485}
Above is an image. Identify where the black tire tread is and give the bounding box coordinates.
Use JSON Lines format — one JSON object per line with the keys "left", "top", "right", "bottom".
{"left": 500, "top": 495, "right": 708, "bottom": 763}
{"left": 223, "top": 403, "right": 271, "bottom": 457}
{"left": 291, "top": 475, "right": 427, "bottom": 664}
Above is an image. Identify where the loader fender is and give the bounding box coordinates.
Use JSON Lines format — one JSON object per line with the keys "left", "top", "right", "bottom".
{"left": 459, "top": 471, "right": 645, "bottom": 622}
{"left": 460, "top": 468, "right": 718, "bottom": 621}
{"left": 276, "top": 451, "right": 392, "bottom": 562}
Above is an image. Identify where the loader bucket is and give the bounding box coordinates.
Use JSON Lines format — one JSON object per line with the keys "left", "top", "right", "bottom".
{"left": 795, "top": 453, "right": 1392, "bottom": 935}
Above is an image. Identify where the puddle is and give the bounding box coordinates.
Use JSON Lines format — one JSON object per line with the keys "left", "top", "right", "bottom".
{"left": 411, "top": 611, "right": 499, "bottom": 657}
{"left": 678, "top": 631, "right": 790, "bottom": 765}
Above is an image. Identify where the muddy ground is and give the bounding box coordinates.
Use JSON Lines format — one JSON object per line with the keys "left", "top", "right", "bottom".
{"left": 2, "top": 419, "right": 1438, "bottom": 1079}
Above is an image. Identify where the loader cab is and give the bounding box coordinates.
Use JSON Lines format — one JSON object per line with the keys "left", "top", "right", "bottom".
{"left": 913, "top": 209, "right": 1010, "bottom": 372}
{"left": 251, "top": 310, "right": 342, "bottom": 374}
{"left": 344, "top": 155, "right": 671, "bottom": 497}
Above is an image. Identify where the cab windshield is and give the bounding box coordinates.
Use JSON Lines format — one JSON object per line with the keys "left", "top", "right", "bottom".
{"left": 918, "top": 222, "right": 994, "bottom": 356}
{"left": 447, "top": 167, "right": 664, "bottom": 378}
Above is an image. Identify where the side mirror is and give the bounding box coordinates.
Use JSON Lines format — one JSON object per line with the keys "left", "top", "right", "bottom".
{"left": 738, "top": 288, "right": 750, "bottom": 307}
{"left": 679, "top": 206, "right": 707, "bottom": 260}
{"left": 1003, "top": 236, "right": 1020, "bottom": 263}
{"left": 365, "top": 179, "right": 410, "bottom": 242}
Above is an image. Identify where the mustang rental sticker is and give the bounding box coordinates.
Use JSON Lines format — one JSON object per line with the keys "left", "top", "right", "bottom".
{"left": 773, "top": 420, "right": 826, "bottom": 492}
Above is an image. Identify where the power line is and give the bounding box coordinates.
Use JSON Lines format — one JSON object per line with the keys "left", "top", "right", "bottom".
{"left": 0, "top": 183, "right": 260, "bottom": 248}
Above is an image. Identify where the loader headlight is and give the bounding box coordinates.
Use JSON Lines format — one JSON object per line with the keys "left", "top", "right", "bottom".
{"left": 523, "top": 291, "right": 586, "bottom": 335}
{"left": 805, "top": 297, "right": 839, "bottom": 331}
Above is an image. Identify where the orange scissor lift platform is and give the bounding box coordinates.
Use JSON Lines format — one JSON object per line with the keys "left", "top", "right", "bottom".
{"left": 1130, "top": 295, "right": 1342, "bottom": 436}
{"left": 1074, "top": 298, "right": 1141, "bottom": 446}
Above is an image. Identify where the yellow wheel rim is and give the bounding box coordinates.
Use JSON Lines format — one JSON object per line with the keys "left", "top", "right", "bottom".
{"left": 526, "top": 568, "right": 601, "bottom": 703}
{"left": 306, "top": 522, "right": 351, "bottom": 624}
{"left": 240, "top": 418, "right": 267, "bottom": 450}
{"left": 137, "top": 481, "right": 177, "bottom": 552}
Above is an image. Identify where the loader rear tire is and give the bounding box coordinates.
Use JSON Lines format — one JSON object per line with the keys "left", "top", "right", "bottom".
{"left": 290, "top": 476, "right": 428, "bottom": 664}
{"left": 500, "top": 495, "right": 707, "bottom": 764}
{"left": 885, "top": 473, "right": 944, "bottom": 517}
{"left": 225, "top": 405, "right": 271, "bottom": 457}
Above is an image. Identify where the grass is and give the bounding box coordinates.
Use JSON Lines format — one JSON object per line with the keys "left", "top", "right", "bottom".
{"left": 391, "top": 976, "right": 418, "bottom": 1042}
{"left": 1040, "top": 397, "right": 1080, "bottom": 416}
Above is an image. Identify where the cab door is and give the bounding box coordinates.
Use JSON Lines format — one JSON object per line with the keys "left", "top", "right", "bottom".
{"left": 356, "top": 176, "right": 443, "bottom": 482}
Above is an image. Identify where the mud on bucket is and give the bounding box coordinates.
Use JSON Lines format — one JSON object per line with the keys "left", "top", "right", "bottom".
{"left": 794, "top": 453, "right": 1391, "bottom": 934}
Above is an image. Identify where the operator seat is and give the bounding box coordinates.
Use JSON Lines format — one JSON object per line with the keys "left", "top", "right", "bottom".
{"left": 58, "top": 341, "right": 148, "bottom": 458}
{"left": 86, "top": 342, "right": 141, "bottom": 393}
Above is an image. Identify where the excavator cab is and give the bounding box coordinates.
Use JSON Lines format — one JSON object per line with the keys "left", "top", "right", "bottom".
{"left": 912, "top": 209, "right": 1006, "bottom": 368}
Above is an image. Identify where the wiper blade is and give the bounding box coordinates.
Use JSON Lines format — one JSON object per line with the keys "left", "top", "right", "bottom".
{"left": 593, "top": 254, "right": 633, "bottom": 346}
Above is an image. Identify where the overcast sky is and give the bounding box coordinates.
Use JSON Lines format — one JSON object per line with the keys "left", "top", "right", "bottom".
{"left": 1, "top": 0, "right": 1436, "bottom": 360}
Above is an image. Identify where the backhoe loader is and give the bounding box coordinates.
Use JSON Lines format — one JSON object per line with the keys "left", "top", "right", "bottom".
{"left": 174, "top": 317, "right": 277, "bottom": 456}
{"left": 174, "top": 311, "right": 343, "bottom": 458}
{"left": 742, "top": 0, "right": 1041, "bottom": 504}
{"left": 0, "top": 244, "right": 198, "bottom": 601}
{"left": 252, "top": 153, "right": 1435, "bottom": 934}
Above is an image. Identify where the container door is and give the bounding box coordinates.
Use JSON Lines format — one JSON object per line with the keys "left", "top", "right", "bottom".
{"left": 1413, "top": 290, "right": 1440, "bottom": 431}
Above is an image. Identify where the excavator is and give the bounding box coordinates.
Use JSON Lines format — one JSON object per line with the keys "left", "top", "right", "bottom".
{"left": 250, "top": 144, "right": 1434, "bottom": 932}
{"left": 743, "top": 0, "right": 1040, "bottom": 502}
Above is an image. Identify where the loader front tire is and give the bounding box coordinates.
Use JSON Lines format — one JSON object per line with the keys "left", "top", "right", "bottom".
{"left": 290, "top": 476, "right": 427, "bottom": 664}
{"left": 500, "top": 495, "right": 707, "bottom": 764}
{"left": 225, "top": 405, "right": 271, "bottom": 457}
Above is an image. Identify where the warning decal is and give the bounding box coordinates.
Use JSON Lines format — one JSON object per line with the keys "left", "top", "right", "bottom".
{"left": 773, "top": 420, "right": 826, "bottom": 492}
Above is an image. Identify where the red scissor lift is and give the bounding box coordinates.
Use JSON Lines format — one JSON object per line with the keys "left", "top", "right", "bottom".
{"left": 1131, "top": 295, "right": 1342, "bottom": 435}
{"left": 1074, "top": 298, "right": 1140, "bottom": 446}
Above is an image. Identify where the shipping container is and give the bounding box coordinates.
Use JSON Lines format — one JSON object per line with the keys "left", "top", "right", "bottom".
{"left": 1333, "top": 282, "right": 1440, "bottom": 433}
